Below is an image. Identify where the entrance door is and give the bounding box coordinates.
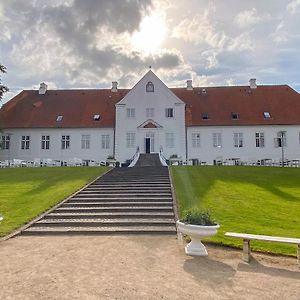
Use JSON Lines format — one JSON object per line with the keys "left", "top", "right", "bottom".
{"left": 145, "top": 138, "right": 151, "bottom": 153}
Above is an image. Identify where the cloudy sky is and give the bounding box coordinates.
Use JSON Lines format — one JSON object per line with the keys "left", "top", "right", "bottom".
{"left": 1, "top": 0, "right": 300, "bottom": 104}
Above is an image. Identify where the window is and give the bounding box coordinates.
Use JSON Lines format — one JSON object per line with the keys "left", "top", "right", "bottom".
{"left": 213, "top": 133, "right": 222, "bottom": 148}
{"left": 21, "top": 136, "right": 30, "bottom": 150}
{"left": 166, "top": 133, "right": 175, "bottom": 148}
{"left": 202, "top": 112, "right": 209, "bottom": 120}
{"left": 192, "top": 133, "right": 200, "bottom": 148}
{"left": 263, "top": 111, "right": 271, "bottom": 119}
{"left": 126, "top": 108, "right": 135, "bottom": 118}
{"left": 275, "top": 131, "right": 287, "bottom": 147}
{"left": 81, "top": 135, "right": 90, "bottom": 149}
{"left": 231, "top": 112, "right": 240, "bottom": 120}
{"left": 56, "top": 115, "right": 63, "bottom": 122}
{"left": 93, "top": 114, "right": 100, "bottom": 121}
{"left": 255, "top": 132, "right": 265, "bottom": 148}
{"left": 146, "top": 108, "right": 154, "bottom": 118}
{"left": 61, "top": 135, "right": 70, "bottom": 149}
{"left": 234, "top": 133, "right": 243, "bottom": 148}
{"left": 126, "top": 133, "right": 135, "bottom": 148}
{"left": 1, "top": 135, "right": 10, "bottom": 150}
{"left": 165, "top": 108, "right": 174, "bottom": 118}
{"left": 101, "top": 135, "right": 110, "bottom": 149}
{"left": 146, "top": 81, "right": 154, "bottom": 92}
{"left": 41, "top": 135, "right": 50, "bottom": 150}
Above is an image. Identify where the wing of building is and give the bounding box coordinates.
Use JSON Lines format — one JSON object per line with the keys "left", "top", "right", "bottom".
{"left": 1, "top": 70, "right": 300, "bottom": 165}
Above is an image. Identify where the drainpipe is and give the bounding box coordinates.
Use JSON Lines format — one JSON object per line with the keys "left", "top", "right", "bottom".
{"left": 185, "top": 127, "right": 188, "bottom": 162}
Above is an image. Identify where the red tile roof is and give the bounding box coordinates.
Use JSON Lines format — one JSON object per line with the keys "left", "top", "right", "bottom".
{"left": 1, "top": 85, "right": 300, "bottom": 128}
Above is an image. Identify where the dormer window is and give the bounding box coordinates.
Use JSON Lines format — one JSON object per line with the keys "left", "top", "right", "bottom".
{"left": 202, "top": 112, "right": 209, "bottom": 120}
{"left": 56, "top": 115, "right": 63, "bottom": 122}
{"left": 231, "top": 112, "right": 240, "bottom": 120}
{"left": 146, "top": 81, "right": 154, "bottom": 92}
{"left": 263, "top": 111, "right": 271, "bottom": 119}
{"left": 93, "top": 114, "right": 100, "bottom": 121}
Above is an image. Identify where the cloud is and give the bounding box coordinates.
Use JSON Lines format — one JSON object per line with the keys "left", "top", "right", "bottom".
{"left": 172, "top": 4, "right": 227, "bottom": 49}
{"left": 287, "top": 0, "right": 300, "bottom": 14}
{"left": 0, "top": 0, "right": 184, "bottom": 92}
{"left": 234, "top": 8, "right": 268, "bottom": 28}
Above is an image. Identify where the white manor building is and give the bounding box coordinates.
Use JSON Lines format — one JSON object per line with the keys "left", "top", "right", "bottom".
{"left": 1, "top": 70, "right": 300, "bottom": 165}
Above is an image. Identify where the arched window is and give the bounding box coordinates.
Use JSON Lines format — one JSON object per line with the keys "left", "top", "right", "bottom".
{"left": 146, "top": 81, "right": 154, "bottom": 92}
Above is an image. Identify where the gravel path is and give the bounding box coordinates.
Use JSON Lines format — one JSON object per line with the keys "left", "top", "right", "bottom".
{"left": 0, "top": 236, "right": 299, "bottom": 299}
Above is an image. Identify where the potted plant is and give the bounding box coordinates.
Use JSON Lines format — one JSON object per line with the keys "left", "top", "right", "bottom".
{"left": 169, "top": 154, "right": 181, "bottom": 166}
{"left": 106, "top": 155, "right": 116, "bottom": 167}
{"left": 176, "top": 209, "right": 219, "bottom": 256}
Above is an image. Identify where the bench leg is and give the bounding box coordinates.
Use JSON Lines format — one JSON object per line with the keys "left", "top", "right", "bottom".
{"left": 297, "top": 244, "right": 300, "bottom": 268}
{"left": 242, "top": 239, "right": 251, "bottom": 263}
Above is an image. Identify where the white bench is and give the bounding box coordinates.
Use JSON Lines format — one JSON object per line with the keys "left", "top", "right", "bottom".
{"left": 225, "top": 232, "right": 300, "bottom": 267}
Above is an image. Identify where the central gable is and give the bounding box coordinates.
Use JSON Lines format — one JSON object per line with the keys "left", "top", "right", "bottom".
{"left": 116, "top": 70, "right": 185, "bottom": 106}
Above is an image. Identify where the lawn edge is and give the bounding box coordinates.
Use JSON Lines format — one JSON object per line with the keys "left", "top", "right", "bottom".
{"left": 0, "top": 167, "right": 112, "bottom": 242}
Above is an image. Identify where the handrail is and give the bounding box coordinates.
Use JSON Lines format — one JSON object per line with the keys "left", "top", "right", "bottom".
{"left": 159, "top": 147, "right": 168, "bottom": 166}
{"left": 128, "top": 146, "right": 140, "bottom": 167}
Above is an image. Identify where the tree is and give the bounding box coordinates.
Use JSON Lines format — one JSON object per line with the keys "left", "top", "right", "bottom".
{"left": 0, "top": 64, "right": 9, "bottom": 102}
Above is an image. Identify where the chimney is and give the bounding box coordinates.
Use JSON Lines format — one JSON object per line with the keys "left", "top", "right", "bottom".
{"left": 249, "top": 78, "right": 257, "bottom": 89}
{"left": 39, "top": 82, "right": 47, "bottom": 95}
{"left": 186, "top": 79, "right": 193, "bottom": 90}
{"left": 111, "top": 81, "right": 118, "bottom": 92}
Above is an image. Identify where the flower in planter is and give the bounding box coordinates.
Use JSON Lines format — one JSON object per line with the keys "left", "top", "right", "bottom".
{"left": 181, "top": 208, "right": 217, "bottom": 226}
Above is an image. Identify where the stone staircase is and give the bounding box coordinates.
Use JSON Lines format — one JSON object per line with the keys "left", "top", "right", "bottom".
{"left": 21, "top": 156, "right": 176, "bottom": 235}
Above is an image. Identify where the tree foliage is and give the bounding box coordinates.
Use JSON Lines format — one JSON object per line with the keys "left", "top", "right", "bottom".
{"left": 0, "top": 64, "right": 9, "bottom": 102}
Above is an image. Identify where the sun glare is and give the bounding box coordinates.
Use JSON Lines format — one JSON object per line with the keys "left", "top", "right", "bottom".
{"left": 131, "top": 13, "right": 167, "bottom": 54}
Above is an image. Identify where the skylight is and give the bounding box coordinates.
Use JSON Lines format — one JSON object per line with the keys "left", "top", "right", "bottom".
{"left": 231, "top": 112, "right": 240, "bottom": 120}
{"left": 56, "top": 115, "right": 63, "bottom": 122}
{"left": 263, "top": 111, "right": 271, "bottom": 119}
{"left": 93, "top": 114, "right": 100, "bottom": 121}
{"left": 202, "top": 112, "right": 209, "bottom": 120}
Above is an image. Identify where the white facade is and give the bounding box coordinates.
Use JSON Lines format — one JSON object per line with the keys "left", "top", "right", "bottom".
{"left": 187, "top": 125, "right": 300, "bottom": 164}
{"left": 115, "top": 71, "right": 186, "bottom": 162}
{"left": 1, "top": 70, "right": 300, "bottom": 165}
{"left": 0, "top": 128, "right": 114, "bottom": 163}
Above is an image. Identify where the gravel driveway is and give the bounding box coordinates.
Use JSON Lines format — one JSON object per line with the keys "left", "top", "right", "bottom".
{"left": 0, "top": 236, "right": 299, "bottom": 299}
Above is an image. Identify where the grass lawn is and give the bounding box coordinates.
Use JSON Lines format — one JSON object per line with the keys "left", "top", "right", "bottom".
{"left": 171, "top": 166, "right": 300, "bottom": 256}
{"left": 0, "top": 167, "right": 109, "bottom": 237}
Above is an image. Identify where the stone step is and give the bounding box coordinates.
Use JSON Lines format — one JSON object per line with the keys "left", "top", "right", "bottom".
{"left": 61, "top": 202, "right": 173, "bottom": 207}
{"left": 53, "top": 207, "right": 174, "bottom": 213}
{"left": 75, "top": 193, "right": 172, "bottom": 198}
{"left": 89, "top": 184, "right": 171, "bottom": 187}
{"left": 68, "top": 197, "right": 172, "bottom": 203}
{"left": 22, "top": 226, "right": 176, "bottom": 235}
{"left": 45, "top": 212, "right": 174, "bottom": 219}
{"left": 84, "top": 187, "right": 171, "bottom": 191}
{"left": 79, "top": 189, "right": 171, "bottom": 193}
{"left": 34, "top": 219, "right": 175, "bottom": 227}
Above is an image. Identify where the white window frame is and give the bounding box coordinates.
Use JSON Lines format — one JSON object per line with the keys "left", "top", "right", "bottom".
{"left": 126, "top": 108, "right": 135, "bottom": 118}
{"left": 81, "top": 135, "right": 90, "bottom": 149}
{"left": 166, "top": 133, "right": 175, "bottom": 148}
{"left": 165, "top": 108, "right": 174, "bottom": 118}
{"left": 61, "top": 135, "right": 70, "bottom": 150}
{"left": 213, "top": 133, "right": 222, "bottom": 148}
{"left": 21, "top": 135, "right": 30, "bottom": 150}
{"left": 192, "top": 133, "right": 201, "bottom": 148}
{"left": 146, "top": 108, "right": 155, "bottom": 118}
{"left": 233, "top": 132, "right": 243, "bottom": 148}
{"left": 101, "top": 135, "right": 110, "bottom": 149}
{"left": 41, "top": 135, "right": 50, "bottom": 150}
{"left": 126, "top": 132, "right": 136, "bottom": 148}
{"left": 1, "top": 135, "right": 10, "bottom": 150}
{"left": 255, "top": 132, "right": 265, "bottom": 148}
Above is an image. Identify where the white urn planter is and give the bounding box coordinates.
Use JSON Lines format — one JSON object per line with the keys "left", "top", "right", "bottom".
{"left": 176, "top": 220, "right": 220, "bottom": 256}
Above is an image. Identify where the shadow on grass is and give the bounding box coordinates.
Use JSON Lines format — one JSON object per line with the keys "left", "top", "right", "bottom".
{"left": 172, "top": 166, "right": 300, "bottom": 206}
{"left": 184, "top": 256, "right": 236, "bottom": 287}
{"left": 237, "top": 258, "right": 300, "bottom": 280}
